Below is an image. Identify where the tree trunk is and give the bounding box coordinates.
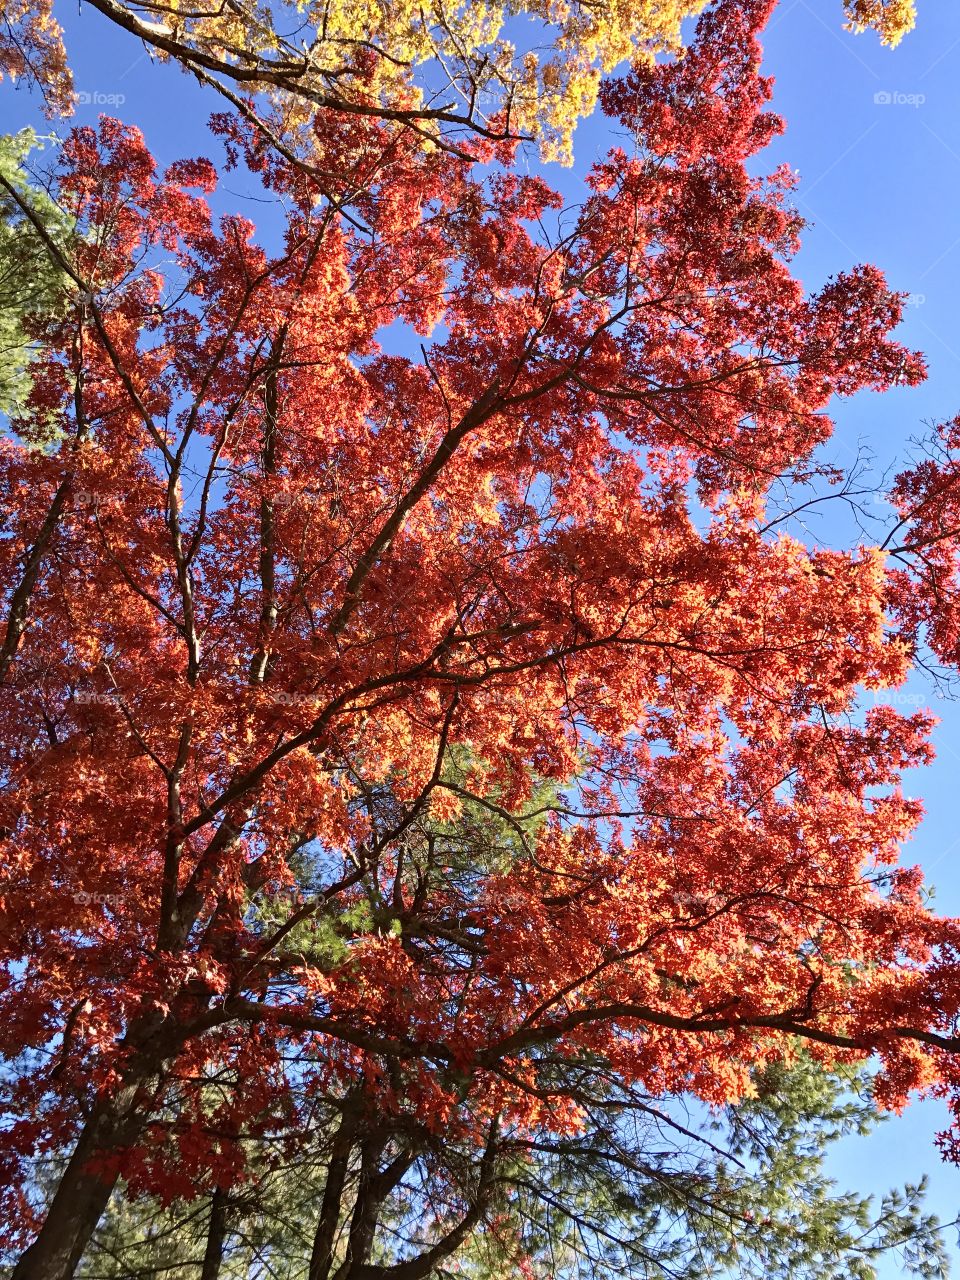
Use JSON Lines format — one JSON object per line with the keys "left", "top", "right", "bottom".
{"left": 309, "top": 1109, "right": 358, "bottom": 1280}
{"left": 10, "top": 1074, "right": 155, "bottom": 1280}
{"left": 199, "top": 1188, "right": 229, "bottom": 1280}
{"left": 13, "top": 895, "right": 220, "bottom": 1278}
{"left": 331, "top": 1137, "right": 387, "bottom": 1280}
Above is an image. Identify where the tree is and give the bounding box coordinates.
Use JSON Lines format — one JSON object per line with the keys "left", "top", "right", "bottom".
{"left": 0, "top": 130, "right": 72, "bottom": 421}
{"left": 58, "top": 769, "right": 952, "bottom": 1280}
{"left": 0, "top": 0, "right": 71, "bottom": 115}
{"left": 70, "top": 1057, "right": 950, "bottom": 1280}
{"left": 4, "top": 3, "right": 960, "bottom": 1279}
{"left": 0, "top": 0, "right": 923, "bottom": 164}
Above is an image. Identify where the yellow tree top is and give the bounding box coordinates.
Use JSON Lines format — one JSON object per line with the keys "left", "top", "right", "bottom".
{"left": 0, "top": 0, "right": 921, "bottom": 162}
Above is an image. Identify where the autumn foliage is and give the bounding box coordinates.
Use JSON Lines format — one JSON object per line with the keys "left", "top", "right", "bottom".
{"left": 4, "top": 1, "right": 960, "bottom": 1277}
{"left": 0, "top": 0, "right": 923, "bottom": 162}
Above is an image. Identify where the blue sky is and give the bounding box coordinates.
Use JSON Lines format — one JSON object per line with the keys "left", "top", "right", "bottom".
{"left": 4, "top": 0, "right": 960, "bottom": 1269}
{"left": 762, "top": 3, "right": 960, "bottom": 1265}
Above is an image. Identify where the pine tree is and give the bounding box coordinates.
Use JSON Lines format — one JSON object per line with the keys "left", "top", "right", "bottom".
{"left": 68, "top": 1056, "right": 949, "bottom": 1280}
{"left": 0, "top": 130, "right": 71, "bottom": 421}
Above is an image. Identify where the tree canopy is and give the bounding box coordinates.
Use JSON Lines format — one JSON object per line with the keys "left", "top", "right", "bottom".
{"left": 3, "top": 1, "right": 960, "bottom": 1279}
{"left": 0, "top": 0, "right": 923, "bottom": 161}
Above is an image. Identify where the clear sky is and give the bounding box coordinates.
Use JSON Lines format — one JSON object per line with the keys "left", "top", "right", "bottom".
{"left": 4, "top": 0, "right": 960, "bottom": 1270}
{"left": 759, "top": 4, "right": 960, "bottom": 1268}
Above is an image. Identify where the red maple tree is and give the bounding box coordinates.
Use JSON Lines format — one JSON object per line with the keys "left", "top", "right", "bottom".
{"left": 4, "top": 3, "right": 960, "bottom": 1277}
